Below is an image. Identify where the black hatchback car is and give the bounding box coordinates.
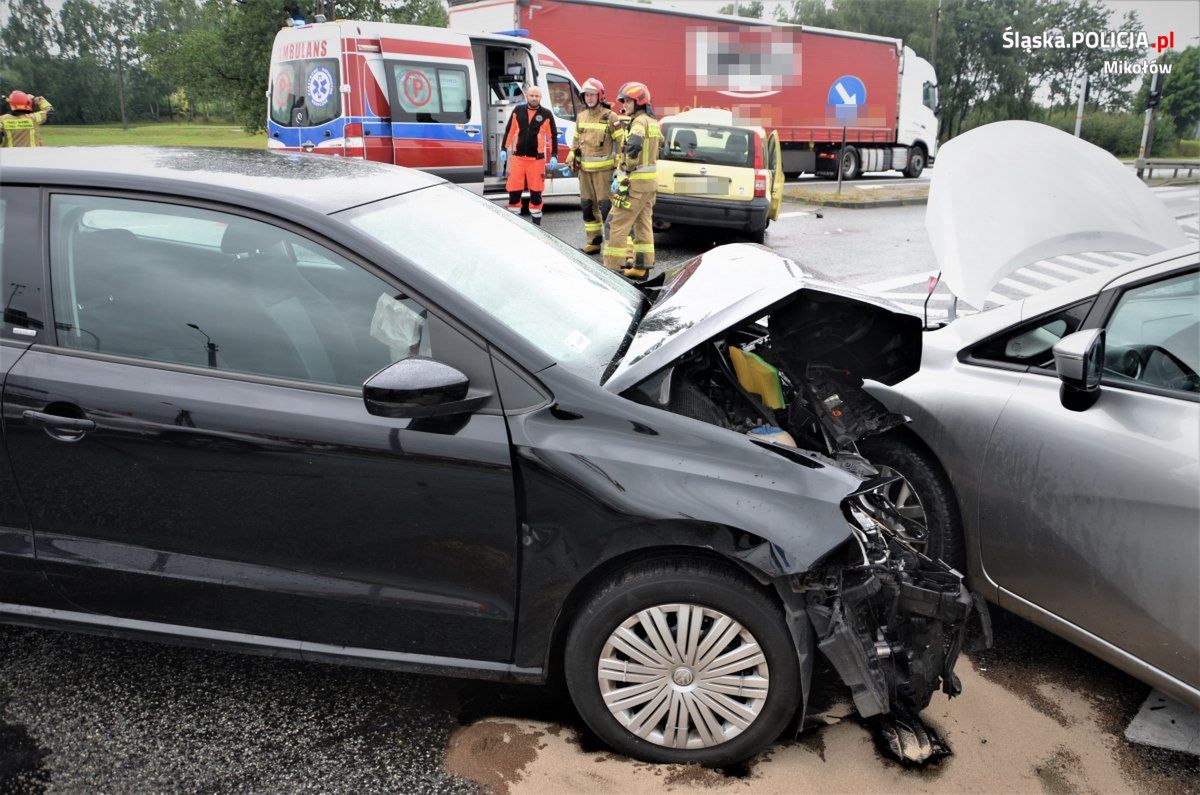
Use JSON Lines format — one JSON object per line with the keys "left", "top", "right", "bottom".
{"left": 0, "top": 148, "right": 983, "bottom": 766}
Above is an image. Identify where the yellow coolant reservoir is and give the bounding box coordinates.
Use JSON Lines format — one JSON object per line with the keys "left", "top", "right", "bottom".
{"left": 728, "top": 347, "right": 785, "bottom": 409}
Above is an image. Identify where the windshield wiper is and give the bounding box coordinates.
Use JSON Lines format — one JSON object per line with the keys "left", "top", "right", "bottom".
{"left": 600, "top": 293, "right": 652, "bottom": 386}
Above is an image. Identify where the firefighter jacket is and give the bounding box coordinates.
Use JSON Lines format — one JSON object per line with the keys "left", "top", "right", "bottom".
{"left": 617, "top": 110, "right": 661, "bottom": 183}
{"left": 572, "top": 104, "right": 615, "bottom": 172}
{"left": 503, "top": 103, "right": 557, "bottom": 159}
{"left": 0, "top": 97, "right": 53, "bottom": 148}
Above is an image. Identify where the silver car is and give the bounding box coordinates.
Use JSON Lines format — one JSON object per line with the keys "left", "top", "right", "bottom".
{"left": 864, "top": 121, "right": 1198, "bottom": 708}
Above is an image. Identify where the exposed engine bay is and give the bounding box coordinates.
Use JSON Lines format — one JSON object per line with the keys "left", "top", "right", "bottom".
{"left": 623, "top": 283, "right": 991, "bottom": 763}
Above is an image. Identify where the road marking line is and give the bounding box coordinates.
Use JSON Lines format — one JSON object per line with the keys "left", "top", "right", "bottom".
{"left": 993, "top": 278, "right": 1039, "bottom": 296}
{"left": 1020, "top": 265, "right": 1070, "bottom": 286}
{"left": 1079, "top": 251, "right": 1130, "bottom": 266}
{"left": 1051, "top": 255, "right": 1103, "bottom": 272}
{"left": 1029, "top": 260, "right": 1087, "bottom": 280}
{"left": 778, "top": 211, "right": 810, "bottom": 218}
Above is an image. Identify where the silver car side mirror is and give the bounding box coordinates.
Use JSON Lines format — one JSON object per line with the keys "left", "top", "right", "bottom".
{"left": 1053, "top": 328, "right": 1104, "bottom": 411}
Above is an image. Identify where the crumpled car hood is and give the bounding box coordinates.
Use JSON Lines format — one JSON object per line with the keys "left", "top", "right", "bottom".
{"left": 927, "top": 120, "right": 1189, "bottom": 308}
{"left": 603, "top": 243, "right": 922, "bottom": 394}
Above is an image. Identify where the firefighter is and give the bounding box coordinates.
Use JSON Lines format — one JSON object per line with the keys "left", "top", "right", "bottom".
{"left": 602, "top": 82, "right": 660, "bottom": 279}
{"left": 501, "top": 85, "right": 558, "bottom": 226}
{"left": 0, "top": 91, "right": 53, "bottom": 148}
{"left": 568, "top": 77, "right": 615, "bottom": 254}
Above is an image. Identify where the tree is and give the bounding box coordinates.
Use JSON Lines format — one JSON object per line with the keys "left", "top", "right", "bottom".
{"left": 718, "top": 1, "right": 765, "bottom": 18}
{"left": 1156, "top": 47, "right": 1195, "bottom": 134}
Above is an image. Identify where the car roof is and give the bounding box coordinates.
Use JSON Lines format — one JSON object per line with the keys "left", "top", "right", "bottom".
{"left": 0, "top": 146, "right": 442, "bottom": 215}
{"left": 661, "top": 108, "right": 766, "bottom": 137}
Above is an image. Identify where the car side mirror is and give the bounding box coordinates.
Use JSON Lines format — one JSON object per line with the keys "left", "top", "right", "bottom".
{"left": 363, "top": 357, "right": 490, "bottom": 419}
{"left": 1053, "top": 329, "right": 1104, "bottom": 411}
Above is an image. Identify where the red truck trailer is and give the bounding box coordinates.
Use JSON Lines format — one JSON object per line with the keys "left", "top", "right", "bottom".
{"left": 449, "top": 0, "right": 940, "bottom": 178}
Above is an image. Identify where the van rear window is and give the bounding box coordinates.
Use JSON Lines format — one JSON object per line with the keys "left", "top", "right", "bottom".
{"left": 662, "top": 123, "right": 754, "bottom": 168}
{"left": 270, "top": 58, "right": 341, "bottom": 128}
{"left": 388, "top": 62, "right": 471, "bottom": 124}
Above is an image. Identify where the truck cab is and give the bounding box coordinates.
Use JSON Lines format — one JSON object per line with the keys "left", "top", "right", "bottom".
{"left": 267, "top": 19, "right": 581, "bottom": 197}
{"left": 896, "top": 46, "right": 939, "bottom": 175}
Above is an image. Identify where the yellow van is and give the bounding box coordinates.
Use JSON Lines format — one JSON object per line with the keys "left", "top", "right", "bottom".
{"left": 654, "top": 109, "right": 784, "bottom": 244}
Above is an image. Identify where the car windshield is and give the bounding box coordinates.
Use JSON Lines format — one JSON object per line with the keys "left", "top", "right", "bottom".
{"left": 662, "top": 123, "right": 755, "bottom": 168}
{"left": 344, "top": 184, "right": 643, "bottom": 381}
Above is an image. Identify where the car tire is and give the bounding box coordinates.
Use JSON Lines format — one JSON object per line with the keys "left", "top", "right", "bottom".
{"left": 840, "top": 145, "right": 861, "bottom": 180}
{"left": 902, "top": 146, "right": 926, "bottom": 178}
{"left": 858, "top": 433, "right": 965, "bottom": 570}
{"left": 747, "top": 226, "right": 766, "bottom": 245}
{"left": 564, "top": 559, "right": 800, "bottom": 767}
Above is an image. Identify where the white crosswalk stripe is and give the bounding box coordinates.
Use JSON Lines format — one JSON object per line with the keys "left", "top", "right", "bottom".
{"left": 855, "top": 187, "right": 1196, "bottom": 324}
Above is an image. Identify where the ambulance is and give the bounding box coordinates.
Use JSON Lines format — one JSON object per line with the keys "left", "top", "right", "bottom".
{"left": 267, "top": 18, "right": 584, "bottom": 197}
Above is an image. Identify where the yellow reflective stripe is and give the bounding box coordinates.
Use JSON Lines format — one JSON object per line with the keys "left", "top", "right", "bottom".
{"left": 629, "top": 171, "right": 656, "bottom": 180}
{"left": 632, "top": 243, "right": 655, "bottom": 252}
{"left": 602, "top": 246, "right": 628, "bottom": 257}
{"left": 581, "top": 159, "right": 614, "bottom": 171}
{"left": 579, "top": 123, "right": 609, "bottom": 130}
{"left": 584, "top": 222, "right": 603, "bottom": 232}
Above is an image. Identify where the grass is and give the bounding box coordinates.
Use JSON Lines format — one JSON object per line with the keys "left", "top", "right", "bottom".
{"left": 40, "top": 122, "right": 267, "bottom": 148}
{"left": 784, "top": 183, "right": 929, "bottom": 206}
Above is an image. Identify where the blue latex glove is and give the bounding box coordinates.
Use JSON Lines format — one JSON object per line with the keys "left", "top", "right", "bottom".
{"left": 499, "top": 149, "right": 508, "bottom": 167}
{"left": 611, "top": 174, "right": 620, "bottom": 193}
{"left": 549, "top": 156, "right": 558, "bottom": 170}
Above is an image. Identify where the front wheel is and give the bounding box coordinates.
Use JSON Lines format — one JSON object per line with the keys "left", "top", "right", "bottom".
{"left": 564, "top": 559, "right": 800, "bottom": 766}
{"left": 902, "top": 146, "right": 926, "bottom": 178}
{"left": 858, "top": 433, "right": 965, "bottom": 570}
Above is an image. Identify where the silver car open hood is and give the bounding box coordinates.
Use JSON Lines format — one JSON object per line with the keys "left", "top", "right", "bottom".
{"left": 604, "top": 243, "right": 922, "bottom": 394}
{"left": 927, "top": 120, "right": 1190, "bottom": 309}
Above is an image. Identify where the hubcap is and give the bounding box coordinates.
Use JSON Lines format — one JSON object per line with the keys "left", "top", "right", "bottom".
{"left": 597, "top": 604, "right": 770, "bottom": 749}
{"left": 876, "top": 465, "right": 930, "bottom": 550}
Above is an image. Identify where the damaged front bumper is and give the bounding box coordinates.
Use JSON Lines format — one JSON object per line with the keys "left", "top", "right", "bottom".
{"left": 788, "top": 477, "right": 992, "bottom": 762}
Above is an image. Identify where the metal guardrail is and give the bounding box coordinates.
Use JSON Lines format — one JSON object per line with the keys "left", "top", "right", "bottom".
{"left": 1135, "top": 158, "right": 1200, "bottom": 179}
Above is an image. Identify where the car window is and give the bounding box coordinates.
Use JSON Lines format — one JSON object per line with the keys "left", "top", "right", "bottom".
{"left": 389, "top": 61, "right": 471, "bottom": 124}
{"left": 922, "top": 81, "right": 938, "bottom": 112}
{"left": 1103, "top": 270, "right": 1199, "bottom": 395}
{"left": 49, "top": 194, "right": 443, "bottom": 390}
{"left": 662, "top": 123, "right": 753, "bottom": 168}
{"left": 344, "top": 184, "right": 642, "bottom": 382}
{"left": 270, "top": 58, "right": 341, "bottom": 127}
{"left": 969, "top": 300, "right": 1093, "bottom": 369}
{"left": 546, "top": 75, "right": 577, "bottom": 121}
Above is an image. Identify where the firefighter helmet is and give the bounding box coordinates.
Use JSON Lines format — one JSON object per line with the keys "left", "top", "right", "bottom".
{"left": 7, "top": 90, "right": 33, "bottom": 112}
{"left": 581, "top": 77, "right": 605, "bottom": 103}
{"left": 618, "top": 82, "right": 651, "bottom": 107}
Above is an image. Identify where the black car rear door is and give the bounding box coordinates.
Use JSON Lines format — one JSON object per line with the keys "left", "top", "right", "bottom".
{"left": 2, "top": 191, "right": 520, "bottom": 662}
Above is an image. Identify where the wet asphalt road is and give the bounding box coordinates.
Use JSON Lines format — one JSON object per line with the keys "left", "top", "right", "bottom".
{"left": 3, "top": 187, "right": 1199, "bottom": 792}
{"left": 4, "top": 606, "right": 1198, "bottom": 792}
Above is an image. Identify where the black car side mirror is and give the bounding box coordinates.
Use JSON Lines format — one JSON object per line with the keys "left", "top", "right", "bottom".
{"left": 1053, "top": 328, "right": 1104, "bottom": 411}
{"left": 363, "top": 357, "right": 490, "bottom": 419}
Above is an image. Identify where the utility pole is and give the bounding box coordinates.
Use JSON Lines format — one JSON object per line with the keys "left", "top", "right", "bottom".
{"left": 929, "top": 0, "right": 940, "bottom": 66}
{"left": 1073, "top": 71, "right": 1087, "bottom": 137}
{"left": 1137, "top": 71, "right": 1162, "bottom": 177}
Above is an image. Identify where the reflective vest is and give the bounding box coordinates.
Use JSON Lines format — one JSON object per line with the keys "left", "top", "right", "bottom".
{"left": 0, "top": 98, "right": 52, "bottom": 148}
{"left": 503, "top": 104, "right": 557, "bottom": 159}
{"left": 572, "top": 104, "right": 615, "bottom": 171}
{"left": 619, "top": 111, "right": 661, "bottom": 181}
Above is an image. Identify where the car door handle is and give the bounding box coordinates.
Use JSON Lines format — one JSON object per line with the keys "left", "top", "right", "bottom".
{"left": 23, "top": 410, "right": 96, "bottom": 433}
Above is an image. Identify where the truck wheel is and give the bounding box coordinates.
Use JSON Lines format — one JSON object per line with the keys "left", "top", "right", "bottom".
{"left": 902, "top": 146, "right": 926, "bottom": 178}
{"left": 858, "top": 433, "right": 965, "bottom": 570}
{"left": 840, "top": 146, "right": 861, "bottom": 180}
{"left": 564, "top": 559, "right": 800, "bottom": 766}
